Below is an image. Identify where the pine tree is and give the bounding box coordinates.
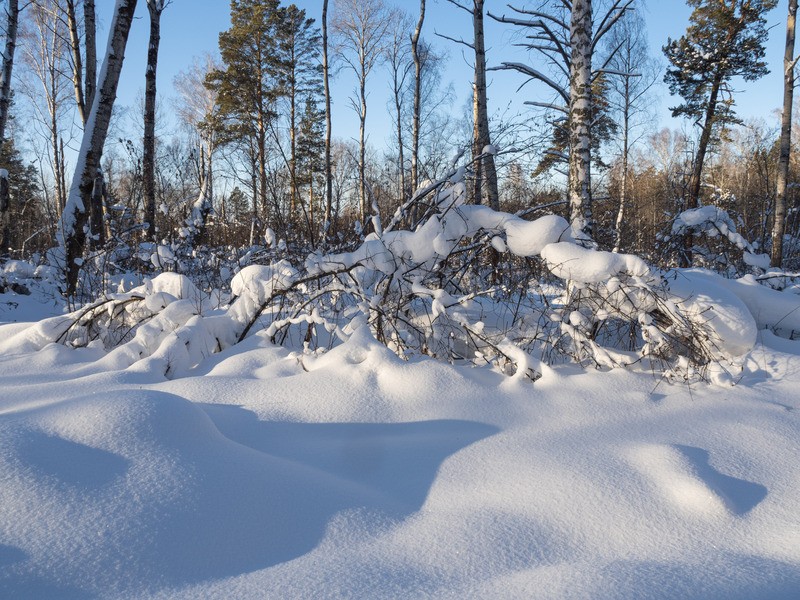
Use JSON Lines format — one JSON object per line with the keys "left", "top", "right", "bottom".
{"left": 663, "top": 0, "right": 776, "bottom": 265}
{"left": 296, "top": 95, "right": 325, "bottom": 243}
{"left": 0, "top": 138, "right": 41, "bottom": 257}
{"left": 207, "top": 0, "right": 284, "bottom": 224}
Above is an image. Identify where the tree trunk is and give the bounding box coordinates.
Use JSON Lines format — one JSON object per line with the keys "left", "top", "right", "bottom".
{"left": 471, "top": 0, "right": 499, "bottom": 210}
{"left": 89, "top": 168, "right": 105, "bottom": 249}
{"left": 322, "top": 0, "right": 333, "bottom": 235}
{"left": 289, "top": 42, "right": 297, "bottom": 222}
{"left": 0, "top": 0, "right": 19, "bottom": 143}
{"left": 681, "top": 72, "right": 722, "bottom": 266}
{"left": 0, "top": 0, "right": 18, "bottom": 254}
{"left": 257, "top": 120, "right": 268, "bottom": 222}
{"left": 568, "top": 0, "right": 593, "bottom": 237}
{"left": 392, "top": 80, "right": 405, "bottom": 202}
{"left": 60, "top": 0, "right": 138, "bottom": 298}
{"left": 613, "top": 75, "right": 630, "bottom": 253}
{"left": 411, "top": 0, "right": 425, "bottom": 194}
{"left": 143, "top": 0, "right": 163, "bottom": 243}
{"left": 50, "top": 102, "right": 63, "bottom": 214}
{"left": 84, "top": 0, "right": 97, "bottom": 112}
{"left": 65, "top": 0, "right": 87, "bottom": 125}
{"left": 772, "top": 0, "right": 797, "bottom": 268}
{"left": 359, "top": 61, "right": 368, "bottom": 225}
{"left": 0, "top": 169, "right": 9, "bottom": 256}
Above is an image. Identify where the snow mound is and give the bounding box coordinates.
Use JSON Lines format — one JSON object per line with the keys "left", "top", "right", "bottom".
{"left": 541, "top": 242, "right": 651, "bottom": 283}
{"left": 667, "top": 270, "right": 758, "bottom": 359}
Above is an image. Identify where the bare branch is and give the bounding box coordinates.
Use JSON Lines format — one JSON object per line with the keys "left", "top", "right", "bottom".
{"left": 435, "top": 30, "right": 475, "bottom": 50}
{"left": 490, "top": 62, "right": 569, "bottom": 103}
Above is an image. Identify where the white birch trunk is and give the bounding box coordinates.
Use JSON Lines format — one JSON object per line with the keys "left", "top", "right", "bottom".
{"left": 0, "top": 0, "right": 19, "bottom": 143}
{"left": 568, "top": 0, "right": 593, "bottom": 237}
{"left": 84, "top": 0, "right": 97, "bottom": 112}
{"left": 59, "top": 0, "right": 138, "bottom": 297}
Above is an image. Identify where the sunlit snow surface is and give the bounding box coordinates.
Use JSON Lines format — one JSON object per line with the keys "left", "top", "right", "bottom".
{"left": 0, "top": 293, "right": 799, "bottom": 599}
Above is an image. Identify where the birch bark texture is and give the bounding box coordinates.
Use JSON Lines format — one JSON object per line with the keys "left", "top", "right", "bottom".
{"left": 568, "top": 0, "right": 593, "bottom": 237}
{"left": 0, "top": 0, "right": 18, "bottom": 143}
{"left": 489, "top": 0, "right": 634, "bottom": 237}
{"left": 60, "top": 0, "right": 138, "bottom": 297}
{"left": 84, "top": 0, "right": 97, "bottom": 111}
{"left": 772, "top": 0, "right": 797, "bottom": 268}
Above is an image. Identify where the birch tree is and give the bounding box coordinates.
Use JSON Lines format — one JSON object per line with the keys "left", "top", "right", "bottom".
{"left": 604, "top": 8, "right": 659, "bottom": 253}
{"left": 174, "top": 53, "right": 221, "bottom": 205}
{"left": 0, "top": 0, "right": 19, "bottom": 142}
{"left": 490, "top": 0, "right": 633, "bottom": 236}
{"left": 20, "top": 0, "right": 72, "bottom": 215}
{"left": 385, "top": 10, "right": 412, "bottom": 202}
{"left": 772, "top": 0, "right": 798, "bottom": 268}
{"left": 83, "top": 0, "right": 95, "bottom": 109}
{"left": 332, "top": 0, "right": 397, "bottom": 226}
{"left": 60, "top": 0, "right": 137, "bottom": 297}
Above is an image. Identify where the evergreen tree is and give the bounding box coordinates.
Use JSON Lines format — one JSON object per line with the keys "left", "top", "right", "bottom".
{"left": 0, "top": 139, "right": 42, "bottom": 257}
{"left": 296, "top": 95, "right": 325, "bottom": 242}
{"left": 207, "top": 0, "right": 284, "bottom": 224}
{"left": 275, "top": 4, "right": 321, "bottom": 224}
{"left": 663, "top": 0, "right": 776, "bottom": 265}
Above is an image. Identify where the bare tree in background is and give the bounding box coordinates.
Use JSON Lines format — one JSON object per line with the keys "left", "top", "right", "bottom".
{"left": 385, "top": 10, "right": 412, "bottom": 202}
{"left": 605, "top": 8, "right": 660, "bottom": 253}
{"left": 20, "top": 0, "right": 72, "bottom": 215}
{"left": 410, "top": 0, "right": 425, "bottom": 194}
{"left": 174, "top": 53, "right": 221, "bottom": 196}
{"left": 332, "top": 0, "right": 397, "bottom": 226}
{"left": 772, "top": 0, "right": 798, "bottom": 268}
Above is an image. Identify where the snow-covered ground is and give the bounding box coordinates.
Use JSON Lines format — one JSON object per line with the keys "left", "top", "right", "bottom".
{"left": 0, "top": 290, "right": 799, "bottom": 599}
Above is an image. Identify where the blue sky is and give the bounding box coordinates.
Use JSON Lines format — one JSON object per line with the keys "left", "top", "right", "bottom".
{"left": 104, "top": 0, "right": 789, "bottom": 150}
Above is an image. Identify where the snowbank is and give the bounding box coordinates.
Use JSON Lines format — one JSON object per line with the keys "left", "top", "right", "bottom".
{"left": 0, "top": 309, "right": 798, "bottom": 598}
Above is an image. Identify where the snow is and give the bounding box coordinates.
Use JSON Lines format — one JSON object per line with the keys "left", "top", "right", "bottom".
{"left": 541, "top": 242, "right": 651, "bottom": 283}
{"left": 1, "top": 289, "right": 800, "bottom": 598}
{"left": 666, "top": 270, "right": 759, "bottom": 359}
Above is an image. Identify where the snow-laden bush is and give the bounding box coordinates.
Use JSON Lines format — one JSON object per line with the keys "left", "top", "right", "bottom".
{"left": 661, "top": 204, "right": 770, "bottom": 275}
{"left": 7, "top": 159, "right": 799, "bottom": 385}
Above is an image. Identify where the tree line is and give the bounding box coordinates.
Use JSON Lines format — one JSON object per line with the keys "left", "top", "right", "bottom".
{"left": 0, "top": 0, "right": 798, "bottom": 299}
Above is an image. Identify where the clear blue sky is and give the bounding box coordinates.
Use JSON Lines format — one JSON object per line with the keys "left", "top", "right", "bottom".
{"left": 103, "top": 0, "right": 790, "bottom": 150}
